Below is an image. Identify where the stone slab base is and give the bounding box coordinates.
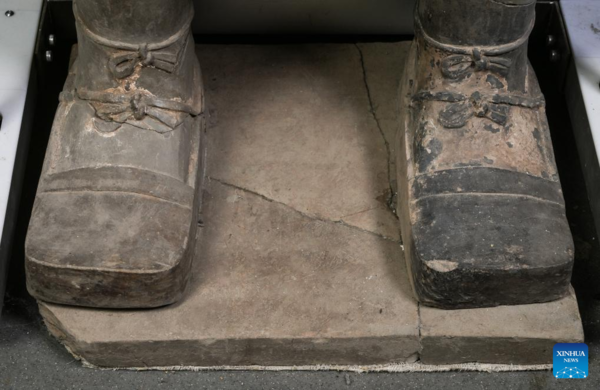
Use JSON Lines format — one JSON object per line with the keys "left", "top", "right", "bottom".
{"left": 38, "top": 43, "right": 584, "bottom": 368}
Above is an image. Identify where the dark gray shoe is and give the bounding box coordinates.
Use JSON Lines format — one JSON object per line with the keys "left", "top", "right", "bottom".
{"left": 397, "top": 0, "right": 574, "bottom": 309}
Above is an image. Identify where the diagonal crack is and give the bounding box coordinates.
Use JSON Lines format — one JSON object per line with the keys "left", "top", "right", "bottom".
{"left": 338, "top": 206, "right": 379, "bottom": 220}
{"left": 355, "top": 43, "right": 397, "bottom": 215}
{"left": 210, "top": 177, "right": 401, "bottom": 243}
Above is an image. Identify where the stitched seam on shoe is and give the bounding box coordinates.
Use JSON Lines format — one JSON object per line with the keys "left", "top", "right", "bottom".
{"left": 39, "top": 189, "right": 192, "bottom": 210}
{"left": 413, "top": 166, "right": 559, "bottom": 184}
{"left": 27, "top": 255, "right": 176, "bottom": 274}
{"left": 414, "top": 192, "right": 563, "bottom": 207}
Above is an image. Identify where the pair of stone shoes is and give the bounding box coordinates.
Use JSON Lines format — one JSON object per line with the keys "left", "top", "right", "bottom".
{"left": 25, "top": 1, "right": 204, "bottom": 308}
{"left": 26, "top": 0, "right": 574, "bottom": 311}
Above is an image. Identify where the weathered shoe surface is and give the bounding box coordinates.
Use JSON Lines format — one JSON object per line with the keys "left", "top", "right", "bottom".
{"left": 397, "top": 0, "right": 574, "bottom": 309}
{"left": 25, "top": 1, "right": 204, "bottom": 309}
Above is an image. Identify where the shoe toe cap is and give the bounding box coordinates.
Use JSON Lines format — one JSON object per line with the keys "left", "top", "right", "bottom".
{"left": 411, "top": 193, "right": 574, "bottom": 308}
{"left": 26, "top": 190, "right": 194, "bottom": 308}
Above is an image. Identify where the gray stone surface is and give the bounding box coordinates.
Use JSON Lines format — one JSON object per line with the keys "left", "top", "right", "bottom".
{"left": 355, "top": 42, "right": 410, "bottom": 197}
{"left": 420, "top": 288, "right": 584, "bottom": 365}
{"left": 38, "top": 43, "right": 583, "bottom": 368}
{"left": 204, "top": 43, "right": 402, "bottom": 241}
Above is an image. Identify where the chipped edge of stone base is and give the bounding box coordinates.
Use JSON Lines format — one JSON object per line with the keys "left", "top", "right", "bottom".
{"left": 78, "top": 361, "right": 552, "bottom": 373}
{"left": 40, "top": 302, "right": 552, "bottom": 373}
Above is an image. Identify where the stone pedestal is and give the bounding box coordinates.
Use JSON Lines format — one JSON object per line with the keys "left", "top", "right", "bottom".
{"left": 38, "top": 43, "right": 584, "bottom": 368}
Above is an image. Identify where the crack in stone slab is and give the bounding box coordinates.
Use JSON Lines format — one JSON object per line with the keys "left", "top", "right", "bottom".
{"left": 417, "top": 302, "right": 423, "bottom": 362}
{"left": 355, "top": 43, "right": 396, "bottom": 214}
{"left": 209, "top": 177, "right": 401, "bottom": 243}
{"left": 338, "top": 206, "right": 379, "bottom": 220}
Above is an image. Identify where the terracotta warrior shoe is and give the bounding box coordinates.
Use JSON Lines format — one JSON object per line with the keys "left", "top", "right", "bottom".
{"left": 397, "top": 0, "right": 574, "bottom": 309}
{"left": 25, "top": 0, "right": 205, "bottom": 308}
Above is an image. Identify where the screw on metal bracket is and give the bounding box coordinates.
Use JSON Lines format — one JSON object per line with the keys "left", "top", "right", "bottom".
{"left": 5, "top": 10, "right": 15, "bottom": 17}
{"left": 550, "top": 50, "right": 560, "bottom": 63}
{"left": 546, "top": 35, "right": 556, "bottom": 47}
{"left": 45, "top": 50, "right": 53, "bottom": 63}
{"left": 48, "top": 34, "right": 55, "bottom": 46}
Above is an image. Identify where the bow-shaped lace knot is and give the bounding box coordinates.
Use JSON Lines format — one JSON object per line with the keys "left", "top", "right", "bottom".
{"left": 441, "top": 49, "right": 512, "bottom": 80}
{"left": 80, "top": 91, "right": 194, "bottom": 134}
{"left": 108, "top": 44, "right": 178, "bottom": 79}
{"left": 438, "top": 92, "right": 510, "bottom": 129}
